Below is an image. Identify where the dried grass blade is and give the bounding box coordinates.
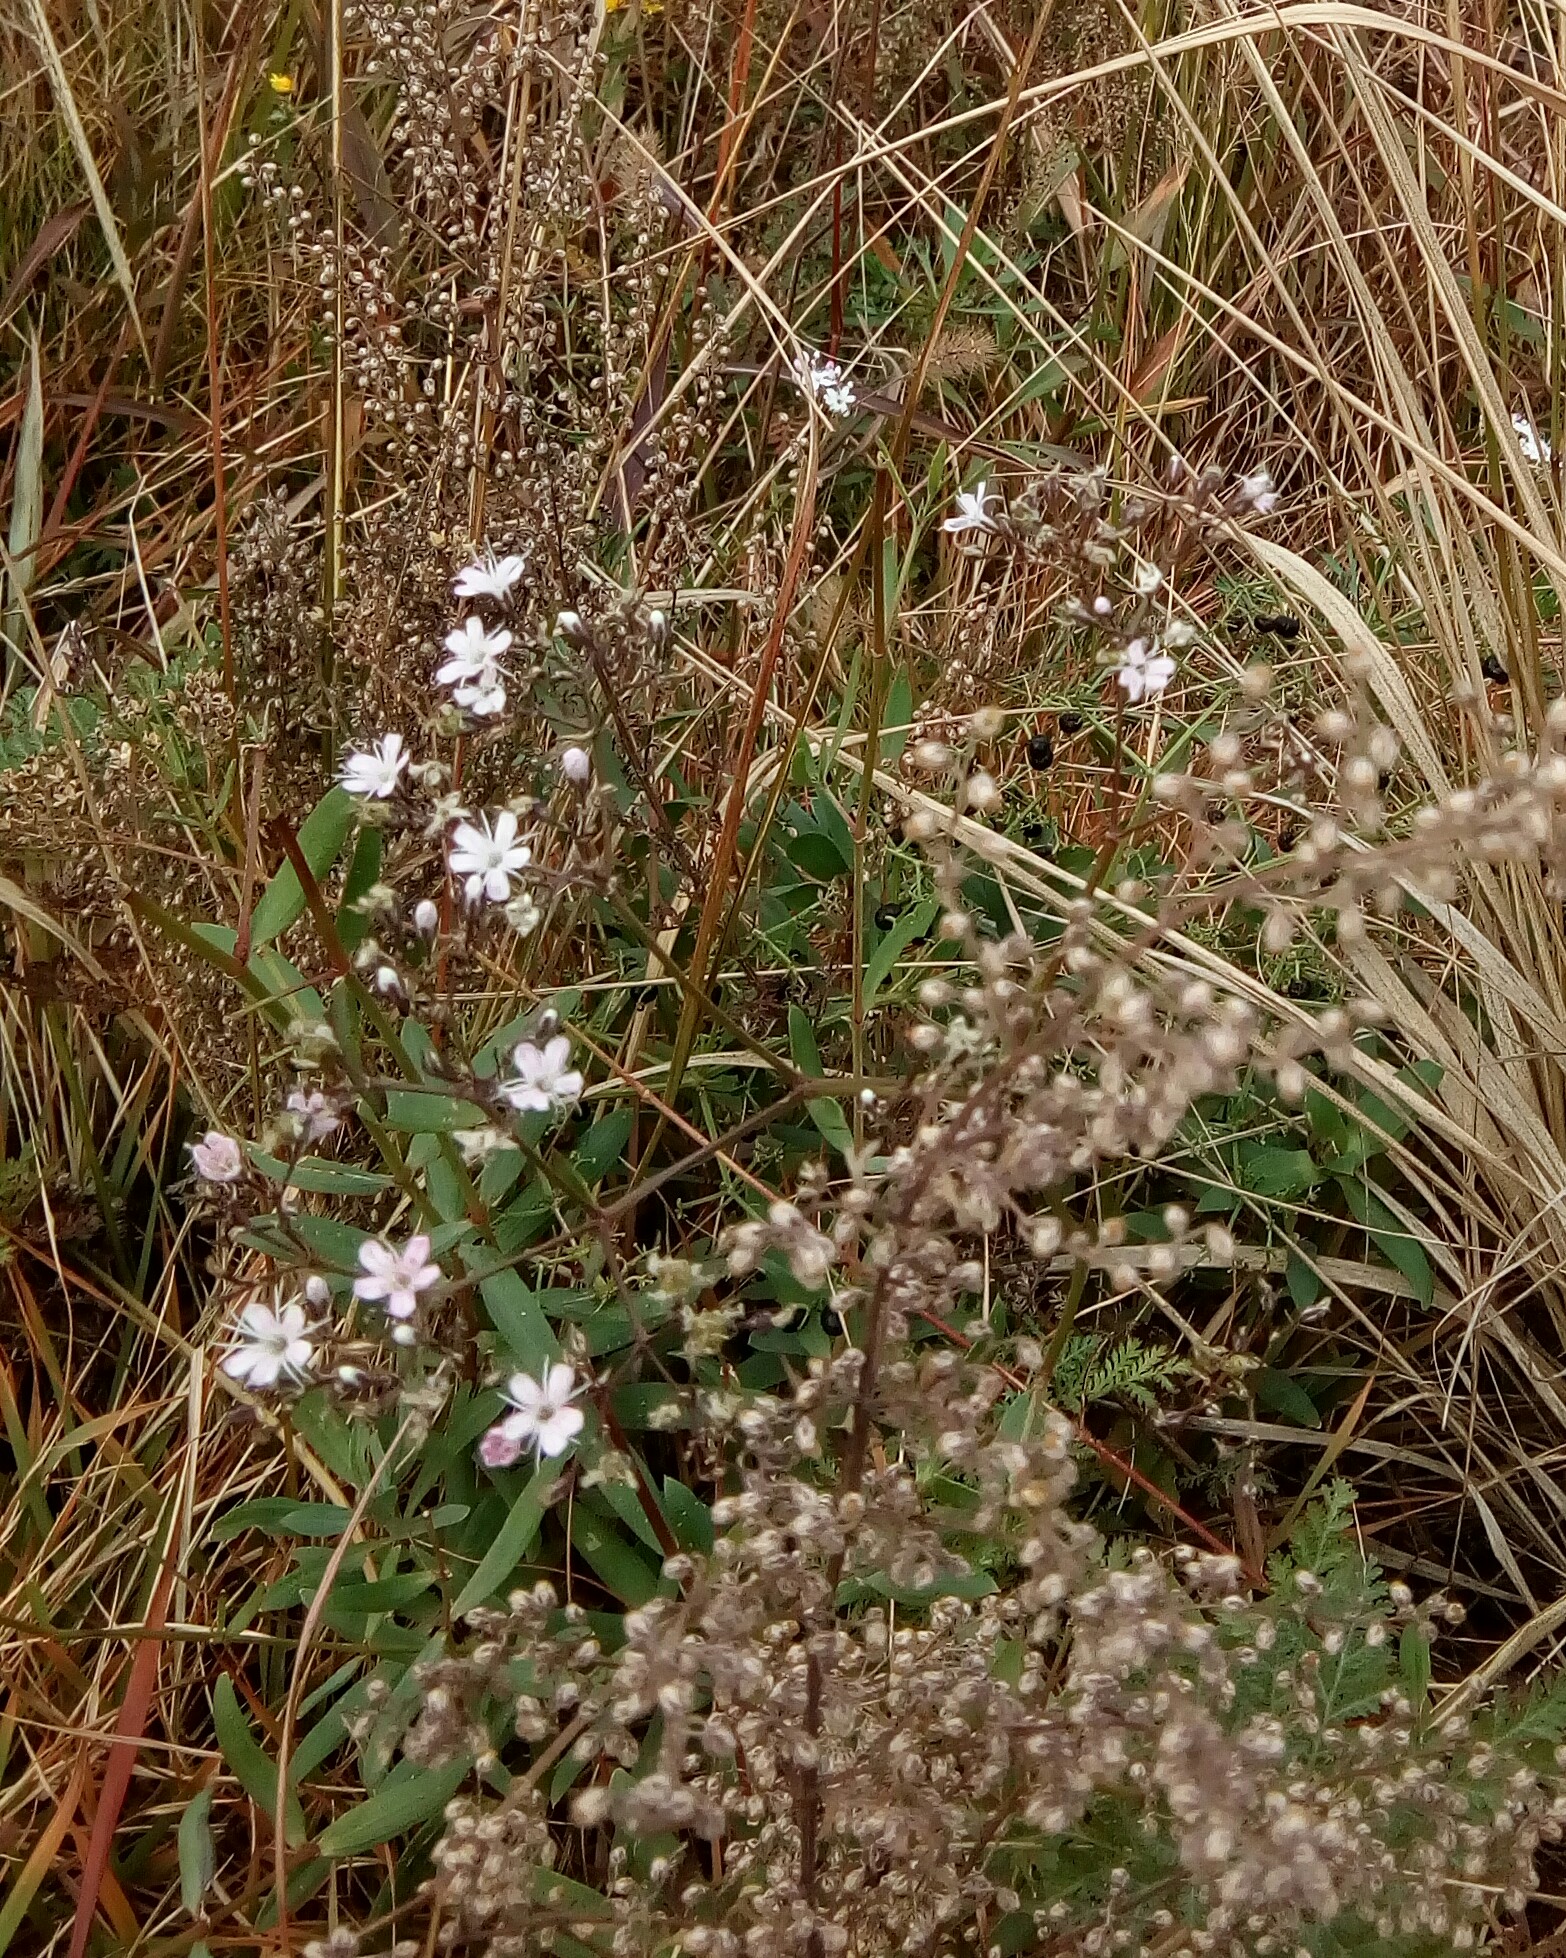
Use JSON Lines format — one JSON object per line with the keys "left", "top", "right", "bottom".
{"left": 3, "top": 334, "right": 44, "bottom": 672}
{"left": 22, "top": 0, "right": 147, "bottom": 360}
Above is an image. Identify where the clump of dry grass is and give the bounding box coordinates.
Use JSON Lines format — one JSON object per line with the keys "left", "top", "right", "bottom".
{"left": 7, "top": 0, "right": 1566, "bottom": 1950}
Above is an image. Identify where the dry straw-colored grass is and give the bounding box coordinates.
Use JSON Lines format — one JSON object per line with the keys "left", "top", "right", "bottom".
{"left": 6, "top": 0, "right": 1566, "bottom": 1945}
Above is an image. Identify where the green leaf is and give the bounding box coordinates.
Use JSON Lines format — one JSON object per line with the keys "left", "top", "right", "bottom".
{"left": 788, "top": 1005, "right": 853, "bottom": 1157}
{"left": 3, "top": 334, "right": 43, "bottom": 663}
{"left": 178, "top": 1785, "right": 215, "bottom": 1914}
{"left": 662, "top": 1476, "right": 714, "bottom": 1554}
{"left": 1238, "top": 1144, "right": 1318, "bottom": 1201}
{"left": 575, "top": 1107, "right": 632, "bottom": 1186}
{"left": 864, "top": 896, "right": 939, "bottom": 1006}
{"left": 568, "top": 1503, "right": 661, "bottom": 1605}
{"left": 454, "top": 1466, "right": 553, "bottom": 1612}
{"left": 249, "top": 787, "right": 357, "bottom": 948}
{"left": 1254, "top": 1366, "right": 1322, "bottom": 1431}
{"left": 1284, "top": 1251, "right": 1324, "bottom": 1311}
{"left": 879, "top": 667, "right": 914, "bottom": 765}
{"left": 249, "top": 1150, "right": 394, "bottom": 1196}
{"left": 470, "top": 1259, "right": 557, "bottom": 1373}
{"left": 337, "top": 825, "right": 383, "bottom": 951}
{"left": 1399, "top": 1624, "right": 1431, "bottom": 1706}
{"left": 314, "top": 1755, "right": 470, "bottom": 1857}
{"left": 1337, "top": 1175, "right": 1435, "bottom": 1307}
{"left": 211, "top": 1675, "right": 307, "bottom": 1846}
{"left": 383, "top": 1088, "right": 488, "bottom": 1134}
{"left": 786, "top": 829, "right": 850, "bottom": 883}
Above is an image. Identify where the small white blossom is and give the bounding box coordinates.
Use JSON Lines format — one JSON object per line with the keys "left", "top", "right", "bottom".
{"left": 437, "top": 617, "right": 512, "bottom": 686}
{"left": 286, "top": 1089, "right": 340, "bottom": 1142}
{"left": 352, "top": 1233, "right": 442, "bottom": 1321}
{"left": 560, "top": 745, "right": 591, "bottom": 785}
{"left": 413, "top": 899, "right": 440, "bottom": 936}
{"left": 942, "top": 481, "right": 1000, "bottom": 537}
{"left": 452, "top": 671, "right": 507, "bottom": 717}
{"left": 448, "top": 812, "right": 531, "bottom": 905}
{"left": 337, "top": 734, "right": 408, "bottom": 799}
{"left": 499, "top": 1035, "right": 583, "bottom": 1115}
{"left": 191, "top": 1131, "right": 244, "bottom": 1182}
{"left": 455, "top": 1124, "right": 515, "bottom": 1165}
{"left": 453, "top": 550, "right": 525, "bottom": 602}
{"left": 1513, "top": 413, "right": 1551, "bottom": 465}
{"left": 479, "top": 1363, "right": 586, "bottom": 1466}
{"left": 554, "top": 609, "right": 583, "bottom": 638}
{"left": 1116, "top": 639, "right": 1177, "bottom": 703}
{"left": 222, "top": 1300, "right": 315, "bottom": 1388}
{"left": 504, "top": 892, "right": 542, "bottom": 936}
{"left": 791, "top": 348, "right": 856, "bottom": 418}
{"left": 1237, "top": 469, "right": 1278, "bottom": 516}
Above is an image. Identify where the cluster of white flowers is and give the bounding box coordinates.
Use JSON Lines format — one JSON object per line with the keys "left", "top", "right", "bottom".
{"left": 790, "top": 346, "right": 856, "bottom": 418}
{"left": 439, "top": 550, "right": 523, "bottom": 717}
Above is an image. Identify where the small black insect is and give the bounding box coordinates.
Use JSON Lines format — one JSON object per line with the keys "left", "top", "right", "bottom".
{"left": 1481, "top": 653, "right": 1509, "bottom": 685}
{"left": 874, "top": 906, "right": 897, "bottom": 932}
{"left": 1256, "top": 613, "right": 1301, "bottom": 639}
{"left": 1026, "top": 732, "right": 1055, "bottom": 770}
{"left": 1057, "top": 710, "right": 1085, "bottom": 735}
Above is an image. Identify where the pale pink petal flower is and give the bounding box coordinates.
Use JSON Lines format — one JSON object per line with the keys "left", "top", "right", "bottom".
{"left": 191, "top": 1131, "right": 244, "bottom": 1182}
{"left": 352, "top": 1232, "right": 442, "bottom": 1321}
{"left": 222, "top": 1300, "right": 315, "bottom": 1388}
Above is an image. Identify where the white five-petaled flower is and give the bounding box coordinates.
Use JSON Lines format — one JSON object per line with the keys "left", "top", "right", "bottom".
{"left": 222, "top": 1299, "right": 315, "bottom": 1388}
{"left": 286, "top": 1089, "right": 340, "bottom": 1142}
{"left": 352, "top": 1233, "right": 442, "bottom": 1321}
{"left": 1116, "top": 638, "right": 1177, "bottom": 704}
{"left": 437, "top": 617, "right": 513, "bottom": 685}
{"left": 479, "top": 1363, "right": 586, "bottom": 1466}
{"left": 448, "top": 812, "right": 531, "bottom": 905}
{"left": 337, "top": 733, "right": 408, "bottom": 799}
{"left": 499, "top": 1035, "right": 584, "bottom": 1116}
{"left": 191, "top": 1130, "right": 244, "bottom": 1183}
{"left": 942, "top": 481, "right": 1001, "bottom": 538}
{"left": 453, "top": 550, "right": 525, "bottom": 603}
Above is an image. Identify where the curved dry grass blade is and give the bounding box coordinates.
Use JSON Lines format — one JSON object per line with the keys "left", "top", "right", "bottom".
{"left": 21, "top": 0, "right": 147, "bottom": 361}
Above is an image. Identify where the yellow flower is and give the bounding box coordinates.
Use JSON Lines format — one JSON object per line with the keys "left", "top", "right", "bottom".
{"left": 268, "top": 71, "right": 295, "bottom": 94}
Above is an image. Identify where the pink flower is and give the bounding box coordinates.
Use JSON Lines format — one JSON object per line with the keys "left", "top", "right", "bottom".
{"left": 191, "top": 1131, "right": 244, "bottom": 1182}
{"left": 352, "top": 1233, "right": 442, "bottom": 1321}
